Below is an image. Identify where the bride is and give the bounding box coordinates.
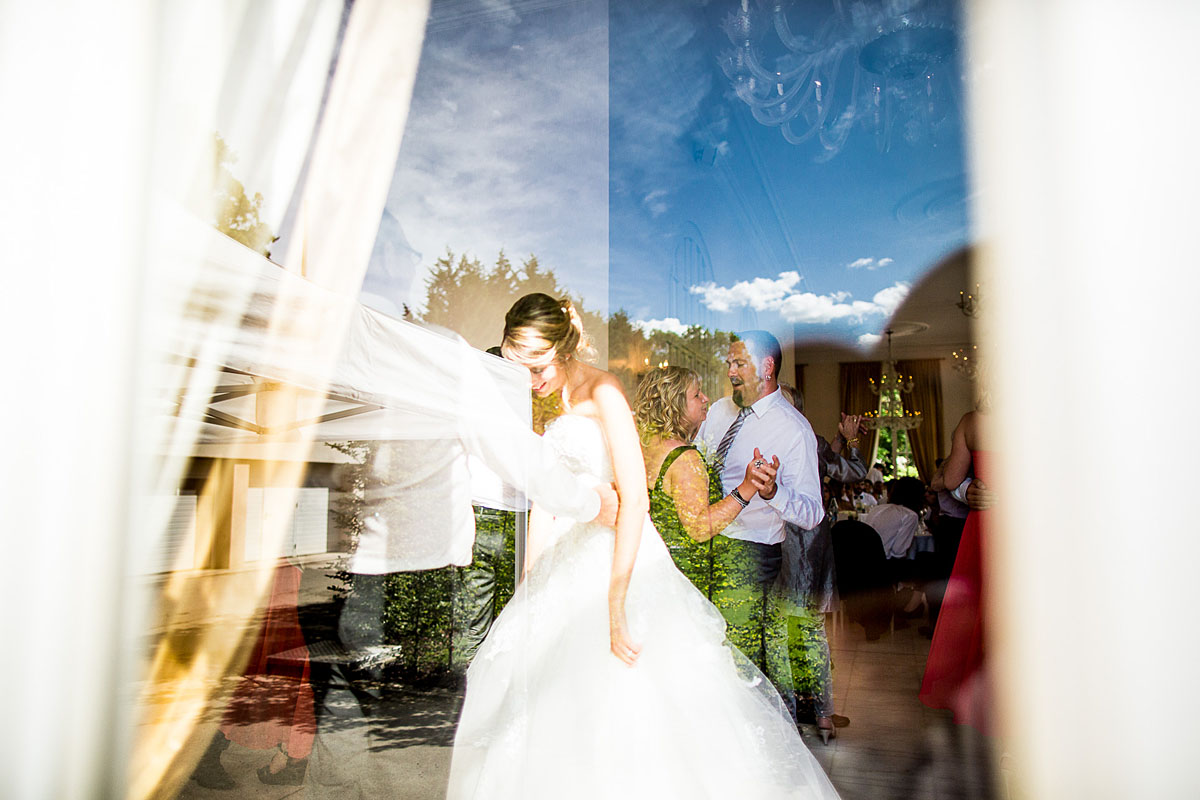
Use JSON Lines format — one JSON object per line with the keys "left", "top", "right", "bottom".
{"left": 446, "top": 293, "right": 839, "bottom": 799}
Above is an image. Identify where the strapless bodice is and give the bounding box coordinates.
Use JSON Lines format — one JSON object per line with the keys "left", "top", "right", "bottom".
{"left": 542, "top": 414, "right": 613, "bottom": 485}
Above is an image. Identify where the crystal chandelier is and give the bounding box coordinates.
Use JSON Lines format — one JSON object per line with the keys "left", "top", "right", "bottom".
{"left": 862, "top": 328, "right": 923, "bottom": 432}
{"left": 719, "top": 0, "right": 960, "bottom": 159}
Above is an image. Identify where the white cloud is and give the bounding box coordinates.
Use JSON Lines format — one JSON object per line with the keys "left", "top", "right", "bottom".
{"left": 689, "top": 271, "right": 802, "bottom": 313}
{"left": 871, "top": 282, "right": 910, "bottom": 315}
{"left": 774, "top": 293, "right": 882, "bottom": 324}
{"left": 847, "top": 256, "right": 896, "bottom": 271}
{"left": 690, "top": 272, "right": 911, "bottom": 325}
{"left": 642, "top": 189, "right": 669, "bottom": 217}
{"left": 633, "top": 316, "right": 690, "bottom": 336}
{"left": 858, "top": 333, "right": 882, "bottom": 348}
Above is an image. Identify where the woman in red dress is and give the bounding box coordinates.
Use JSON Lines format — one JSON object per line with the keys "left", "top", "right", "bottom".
{"left": 920, "top": 409, "right": 991, "bottom": 732}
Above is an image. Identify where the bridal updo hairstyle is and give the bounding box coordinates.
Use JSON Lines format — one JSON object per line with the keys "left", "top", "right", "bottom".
{"left": 634, "top": 366, "right": 701, "bottom": 445}
{"left": 502, "top": 293, "right": 593, "bottom": 366}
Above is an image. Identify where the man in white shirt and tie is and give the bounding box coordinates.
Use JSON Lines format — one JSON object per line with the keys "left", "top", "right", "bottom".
{"left": 695, "top": 330, "right": 824, "bottom": 717}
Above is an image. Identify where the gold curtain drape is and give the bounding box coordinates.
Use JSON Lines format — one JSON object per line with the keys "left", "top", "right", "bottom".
{"left": 897, "top": 359, "right": 944, "bottom": 482}
{"left": 839, "top": 362, "right": 882, "bottom": 467}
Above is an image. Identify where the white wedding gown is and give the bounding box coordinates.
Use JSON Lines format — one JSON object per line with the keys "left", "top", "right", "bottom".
{"left": 447, "top": 415, "right": 840, "bottom": 799}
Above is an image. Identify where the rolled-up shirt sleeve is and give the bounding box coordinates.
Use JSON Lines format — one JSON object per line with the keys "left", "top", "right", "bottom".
{"left": 766, "top": 424, "right": 824, "bottom": 531}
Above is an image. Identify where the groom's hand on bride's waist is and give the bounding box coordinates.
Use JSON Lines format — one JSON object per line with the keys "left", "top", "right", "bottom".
{"left": 593, "top": 483, "right": 619, "bottom": 526}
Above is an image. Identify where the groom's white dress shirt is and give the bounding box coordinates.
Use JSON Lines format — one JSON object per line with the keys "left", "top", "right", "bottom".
{"left": 350, "top": 347, "right": 600, "bottom": 575}
{"left": 696, "top": 388, "right": 824, "bottom": 544}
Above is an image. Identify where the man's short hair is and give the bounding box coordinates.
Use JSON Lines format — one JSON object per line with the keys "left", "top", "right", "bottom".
{"left": 734, "top": 330, "right": 782, "bottom": 380}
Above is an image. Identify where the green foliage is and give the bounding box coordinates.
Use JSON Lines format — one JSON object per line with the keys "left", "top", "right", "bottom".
{"left": 325, "top": 441, "right": 374, "bottom": 599}
{"left": 377, "top": 509, "right": 518, "bottom": 681}
{"left": 874, "top": 387, "right": 920, "bottom": 478}
{"left": 787, "top": 609, "right": 832, "bottom": 698}
{"left": 326, "top": 438, "right": 520, "bottom": 683}
{"left": 381, "top": 568, "right": 456, "bottom": 677}
{"left": 211, "top": 132, "right": 276, "bottom": 257}
{"left": 420, "top": 249, "right": 606, "bottom": 363}
{"left": 607, "top": 311, "right": 734, "bottom": 399}
{"left": 416, "top": 247, "right": 735, "bottom": 403}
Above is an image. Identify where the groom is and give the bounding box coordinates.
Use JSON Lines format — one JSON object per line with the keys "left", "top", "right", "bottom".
{"left": 696, "top": 330, "right": 824, "bottom": 715}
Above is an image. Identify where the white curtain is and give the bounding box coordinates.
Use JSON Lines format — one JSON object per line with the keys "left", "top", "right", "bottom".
{"left": 1, "top": 3, "right": 157, "bottom": 797}
{"left": 0, "top": 1, "right": 432, "bottom": 797}
{"left": 968, "top": 1, "right": 1200, "bottom": 796}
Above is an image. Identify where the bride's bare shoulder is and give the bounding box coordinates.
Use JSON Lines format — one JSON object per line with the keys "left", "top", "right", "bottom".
{"left": 574, "top": 364, "right": 628, "bottom": 402}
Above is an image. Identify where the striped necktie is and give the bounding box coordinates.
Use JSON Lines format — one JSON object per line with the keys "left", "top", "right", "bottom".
{"left": 715, "top": 406, "right": 752, "bottom": 465}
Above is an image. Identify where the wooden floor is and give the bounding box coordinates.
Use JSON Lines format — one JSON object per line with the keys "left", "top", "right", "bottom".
{"left": 813, "top": 613, "right": 1005, "bottom": 800}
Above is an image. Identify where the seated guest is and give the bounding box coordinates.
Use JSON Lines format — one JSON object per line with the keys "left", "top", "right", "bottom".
{"left": 860, "top": 476, "right": 929, "bottom": 622}
{"left": 855, "top": 481, "right": 878, "bottom": 508}
{"left": 860, "top": 476, "right": 927, "bottom": 560}
{"left": 835, "top": 481, "right": 856, "bottom": 510}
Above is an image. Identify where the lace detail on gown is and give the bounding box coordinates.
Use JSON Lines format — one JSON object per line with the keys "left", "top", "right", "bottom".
{"left": 447, "top": 415, "right": 840, "bottom": 799}
{"left": 543, "top": 414, "right": 613, "bottom": 485}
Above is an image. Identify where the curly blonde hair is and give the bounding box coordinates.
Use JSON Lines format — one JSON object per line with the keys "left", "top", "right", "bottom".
{"left": 633, "top": 366, "right": 701, "bottom": 445}
{"left": 501, "top": 293, "right": 594, "bottom": 366}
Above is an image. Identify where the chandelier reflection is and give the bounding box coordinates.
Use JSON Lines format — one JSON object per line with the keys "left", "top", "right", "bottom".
{"left": 720, "top": 0, "right": 961, "bottom": 159}
{"left": 863, "top": 328, "right": 922, "bottom": 432}
{"left": 956, "top": 283, "right": 981, "bottom": 317}
{"left": 951, "top": 344, "right": 980, "bottom": 380}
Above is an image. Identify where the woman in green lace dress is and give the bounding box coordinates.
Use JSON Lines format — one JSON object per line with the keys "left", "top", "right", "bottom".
{"left": 632, "top": 367, "right": 766, "bottom": 599}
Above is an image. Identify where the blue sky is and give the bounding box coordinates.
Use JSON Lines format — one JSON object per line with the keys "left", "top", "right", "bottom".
{"left": 362, "top": 0, "right": 970, "bottom": 350}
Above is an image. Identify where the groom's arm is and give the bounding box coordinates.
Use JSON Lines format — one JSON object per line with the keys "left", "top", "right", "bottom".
{"left": 461, "top": 413, "right": 616, "bottom": 524}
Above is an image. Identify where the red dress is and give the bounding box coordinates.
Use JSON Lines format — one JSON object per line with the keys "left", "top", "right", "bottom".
{"left": 919, "top": 450, "right": 989, "bottom": 733}
{"left": 220, "top": 561, "right": 315, "bottom": 758}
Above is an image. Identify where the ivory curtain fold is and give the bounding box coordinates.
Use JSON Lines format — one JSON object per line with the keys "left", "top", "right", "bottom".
{"left": 125, "top": 3, "right": 432, "bottom": 798}
{"left": 839, "top": 362, "right": 882, "bottom": 468}
{"left": 896, "top": 359, "right": 944, "bottom": 483}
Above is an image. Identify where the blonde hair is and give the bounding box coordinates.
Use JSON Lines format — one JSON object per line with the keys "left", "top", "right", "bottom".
{"left": 501, "top": 293, "right": 593, "bottom": 366}
{"left": 778, "top": 382, "right": 803, "bottom": 413}
{"left": 634, "top": 366, "right": 701, "bottom": 445}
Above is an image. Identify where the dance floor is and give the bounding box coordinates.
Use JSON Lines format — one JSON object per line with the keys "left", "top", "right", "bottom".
{"left": 819, "top": 615, "right": 1002, "bottom": 800}
{"left": 177, "top": 571, "right": 1004, "bottom": 799}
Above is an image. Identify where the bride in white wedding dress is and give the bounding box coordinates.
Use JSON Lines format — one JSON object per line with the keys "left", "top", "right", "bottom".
{"left": 446, "top": 294, "right": 839, "bottom": 799}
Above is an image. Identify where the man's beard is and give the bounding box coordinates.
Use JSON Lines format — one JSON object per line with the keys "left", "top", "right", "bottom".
{"left": 731, "top": 382, "right": 745, "bottom": 407}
